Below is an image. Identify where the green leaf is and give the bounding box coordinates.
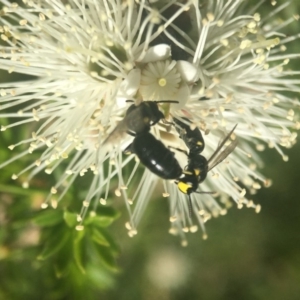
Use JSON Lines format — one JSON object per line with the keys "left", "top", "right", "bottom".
{"left": 63, "top": 211, "right": 77, "bottom": 228}
{"left": 73, "top": 234, "right": 86, "bottom": 274}
{"left": 94, "top": 229, "right": 120, "bottom": 254}
{"left": 94, "top": 245, "right": 119, "bottom": 272}
{"left": 86, "top": 215, "right": 115, "bottom": 228}
{"left": 97, "top": 206, "right": 121, "bottom": 219}
{"left": 73, "top": 229, "right": 85, "bottom": 243}
{"left": 53, "top": 236, "right": 74, "bottom": 278}
{"left": 86, "top": 264, "right": 115, "bottom": 289}
{"left": 0, "top": 184, "right": 42, "bottom": 196}
{"left": 37, "top": 229, "right": 70, "bottom": 261}
{"left": 91, "top": 228, "right": 110, "bottom": 247}
{"left": 54, "top": 260, "right": 70, "bottom": 278}
{"left": 33, "top": 209, "right": 63, "bottom": 227}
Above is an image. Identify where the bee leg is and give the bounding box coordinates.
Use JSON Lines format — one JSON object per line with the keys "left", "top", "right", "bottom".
{"left": 124, "top": 143, "right": 134, "bottom": 155}
{"left": 168, "top": 145, "right": 188, "bottom": 156}
{"left": 162, "top": 119, "right": 175, "bottom": 126}
{"left": 147, "top": 112, "right": 165, "bottom": 127}
{"left": 187, "top": 194, "right": 193, "bottom": 218}
{"left": 126, "top": 130, "right": 136, "bottom": 137}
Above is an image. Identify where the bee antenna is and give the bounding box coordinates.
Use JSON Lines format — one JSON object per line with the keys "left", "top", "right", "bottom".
{"left": 187, "top": 194, "right": 192, "bottom": 218}
{"left": 125, "top": 100, "right": 178, "bottom": 104}
{"left": 155, "top": 100, "right": 179, "bottom": 104}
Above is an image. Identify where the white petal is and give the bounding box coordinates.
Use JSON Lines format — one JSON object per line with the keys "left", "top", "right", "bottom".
{"left": 138, "top": 44, "right": 171, "bottom": 63}
{"left": 170, "top": 83, "right": 190, "bottom": 110}
{"left": 118, "top": 69, "right": 141, "bottom": 99}
{"left": 176, "top": 60, "right": 198, "bottom": 83}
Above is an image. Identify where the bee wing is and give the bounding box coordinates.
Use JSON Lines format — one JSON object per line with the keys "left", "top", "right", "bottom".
{"left": 208, "top": 139, "right": 238, "bottom": 171}
{"left": 207, "top": 124, "right": 238, "bottom": 171}
{"left": 102, "top": 105, "right": 145, "bottom": 146}
{"left": 102, "top": 119, "right": 128, "bottom": 146}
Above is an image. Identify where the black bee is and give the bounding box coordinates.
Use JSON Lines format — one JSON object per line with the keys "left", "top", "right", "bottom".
{"left": 174, "top": 117, "right": 238, "bottom": 216}
{"left": 124, "top": 131, "right": 182, "bottom": 180}
{"left": 173, "top": 117, "right": 205, "bottom": 155}
{"left": 103, "top": 100, "right": 177, "bottom": 145}
{"left": 123, "top": 111, "right": 237, "bottom": 218}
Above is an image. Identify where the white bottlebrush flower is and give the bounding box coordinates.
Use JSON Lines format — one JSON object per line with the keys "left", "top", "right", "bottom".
{"left": 0, "top": 0, "right": 299, "bottom": 244}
